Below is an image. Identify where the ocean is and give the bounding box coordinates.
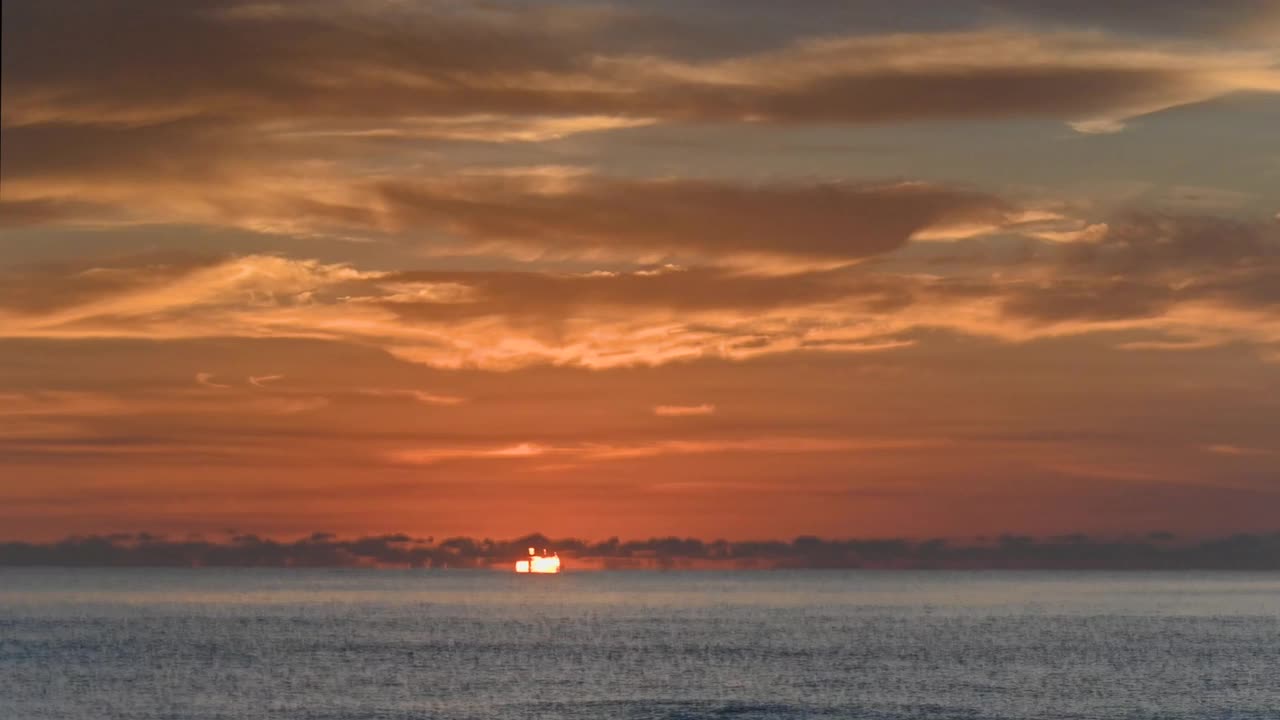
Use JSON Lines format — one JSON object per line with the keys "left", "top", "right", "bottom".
{"left": 1, "top": 569, "right": 1277, "bottom": 719}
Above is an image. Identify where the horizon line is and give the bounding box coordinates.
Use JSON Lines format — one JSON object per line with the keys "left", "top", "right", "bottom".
{"left": 3, "top": 530, "right": 1277, "bottom": 571}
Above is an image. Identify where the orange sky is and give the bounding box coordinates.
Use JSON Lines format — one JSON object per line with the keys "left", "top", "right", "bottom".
{"left": 1, "top": 0, "right": 1278, "bottom": 541}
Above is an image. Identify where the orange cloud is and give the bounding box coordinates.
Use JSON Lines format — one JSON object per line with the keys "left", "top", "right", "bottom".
{"left": 7, "top": 4, "right": 1277, "bottom": 132}
{"left": 195, "top": 372, "right": 231, "bottom": 389}
{"left": 384, "top": 436, "right": 946, "bottom": 467}
{"left": 1202, "top": 444, "right": 1274, "bottom": 457}
{"left": 357, "top": 389, "right": 467, "bottom": 406}
{"left": 653, "top": 404, "right": 716, "bottom": 417}
{"left": 2, "top": 211, "right": 1278, "bottom": 371}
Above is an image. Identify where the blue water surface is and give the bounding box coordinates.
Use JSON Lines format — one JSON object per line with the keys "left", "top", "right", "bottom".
{"left": 1, "top": 569, "right": 1277, "bottom": 719}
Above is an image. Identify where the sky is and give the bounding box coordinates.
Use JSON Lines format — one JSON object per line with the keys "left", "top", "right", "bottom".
{"left": 1, "top": 0, "right": 1278, "bottom": 542}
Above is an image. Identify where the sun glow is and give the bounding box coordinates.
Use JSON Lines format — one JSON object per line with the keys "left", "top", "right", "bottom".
{"left": 515, "top": 547, "right": 562, "bottom": 573}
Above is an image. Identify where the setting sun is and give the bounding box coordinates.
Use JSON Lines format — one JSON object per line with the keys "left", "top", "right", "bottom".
{"left": 515, "top": 548, "right": 562, "bottom": 573}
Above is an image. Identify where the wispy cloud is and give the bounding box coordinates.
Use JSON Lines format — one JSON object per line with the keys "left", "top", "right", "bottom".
{"left": 2, "top": 215, "right": 1278, "bottom": 371}
{"left": 7, "top": 3, "right": 1277, "bottom": 132}
{"left": 357, "top": 389, "right": 467, "bottom": 406}
{"left": 385, "top": 436, "right": 947, "bottom": 466}
{"left": 195, "top": 372, "right": 231, "bottom": 389}
{"left": 1202, "top": 444, "right": 1274, "bottom": 457}
{"left": 653, "top": 404, "right": 716, "bottom": 417}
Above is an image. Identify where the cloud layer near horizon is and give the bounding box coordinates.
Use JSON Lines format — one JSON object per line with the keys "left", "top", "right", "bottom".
{"left": 4, "top": 531, "right": 1278, "bottom": 570}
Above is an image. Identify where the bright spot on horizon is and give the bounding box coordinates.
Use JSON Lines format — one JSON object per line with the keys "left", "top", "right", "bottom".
{"left": 515, "top": 547, "right": 562, "bottom": 573}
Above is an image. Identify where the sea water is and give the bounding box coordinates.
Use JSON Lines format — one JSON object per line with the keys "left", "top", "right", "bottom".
{"left": 1, "top": 569, "right": 1277, "bottom": 719}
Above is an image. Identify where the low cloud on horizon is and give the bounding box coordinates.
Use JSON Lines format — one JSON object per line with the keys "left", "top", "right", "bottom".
{"left": 3, "top": 531, "right": 1278, "bottom": 570}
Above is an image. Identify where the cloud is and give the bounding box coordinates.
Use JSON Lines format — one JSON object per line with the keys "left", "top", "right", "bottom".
{"left": 995, "top": 214, "right": 1280, "bottom": 343}
{"left": 1000, "top": 279, "right": 1175, "bottom": 324}
{"left": 4, "top": 4, "right": 1278, "bottom": 239}
{"left": 256, "top": 396, "right": 330, "bottom": 415}
{"left": 195, "top": 372, "right": 231, "bottom": 389}
{"left": 0, "top": 254, "right": 382, "bottom": 335}
{"left": 374, "top": 177, "right": 1018, "bottom": 267}
{"left": 1, "top": 152, "right": 1022, "bottom": 264}
{"left": 369, "top": 265, "right": 900, "bottom": 319}
{"left": 1, "top": 210, "right": 1278, "bottom": 371}
{"left": 0, "top": 387, "right": 337, "bottom": 467}
{"left": 385, "top": 436, "right": 945, "bottom": 466}
{"left": 0, "top": 388, "right": 326, "bottom": 421}
{"left": 386, "top": 442, "right": 550, "bottom": 465}
{"left": 4, "top": 2, "right": 1277, "bottom": 255}
{"left": 5, "top": 3, "right": 1276, "bottom": 132}
{"left": 0, "top": 197, "right": 128, "bottom": 228}
{"left": 4, "top": 531, "right": 1279, "bottom": 570}
{"left": 357, "top": 389, "right": 467, "bottom": 406}
{"left": 8, "top": 2, "right": 1276, "bottom": 253}
{"left": 0, "top": 253, "right": 224, "bottom": 314}
{"left": 279, "top": 114, "right": 657, "bottom": 143}
{"left": 248, "top": 374, "right": 284, "bottom": 387}
{"left": 1057, "top": 213, "right": 1280, "bottom": 275}
{"left": 654, "top": 404, "right": 716, "bottom": 417}
{"left": 1202, "top": 444, "right": 1274, "bottom": 457}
